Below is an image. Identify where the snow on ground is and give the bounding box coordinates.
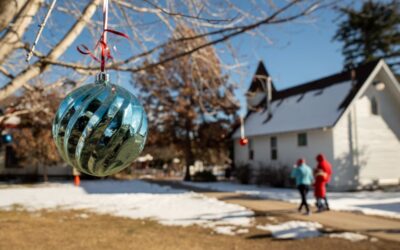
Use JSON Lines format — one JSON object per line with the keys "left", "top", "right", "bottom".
{"left": 329, "top": 232, "right": 368, "bottom": 242}
{"left": 213, "top": 226, "right": 236, "bottom": 235}
{"left": 256, "top": 221, "right": 370, "bottom": 242}
{"left": 183, "top": 181, "right": 400, "bottom": 218}
{"left": 257, "top": 221, "right": 322, "bottom": 239}
{"left": 0, "top": 180, "right": 254, "bottom": 235}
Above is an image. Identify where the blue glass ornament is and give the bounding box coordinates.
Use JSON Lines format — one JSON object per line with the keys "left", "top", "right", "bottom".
{"left": 52, "top": 73, "right": 147, "bottom": 177}
{"left": 2, "top": 134, "right": 13, "bottom": 144}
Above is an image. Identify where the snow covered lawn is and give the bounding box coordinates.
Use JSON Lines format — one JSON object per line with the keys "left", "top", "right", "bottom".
{"left": 0, "top": 180, "right": 253, "bottom": 235}
{"left": 183, "top": 181, "right": 400, "bottom": 219}
{"left": 329, "top": 232, "right": 369, "bottom": 242}
{"left": 256, "top": 221, "right": 370, "bottom": 242}
{"left": 257, "top": 221, "right": 323, "bottom": 239}
{"left": 0, "top": 180, "right": 381, "bottom": 243}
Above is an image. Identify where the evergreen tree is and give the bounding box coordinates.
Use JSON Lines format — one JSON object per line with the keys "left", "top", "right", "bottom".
{"left": 334, "top": 1, "right": 400, "bottom": 71}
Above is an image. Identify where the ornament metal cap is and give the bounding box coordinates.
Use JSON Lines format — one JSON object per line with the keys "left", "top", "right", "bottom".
{"left": 96, "top": 72, "right": 110, "bottom": 84}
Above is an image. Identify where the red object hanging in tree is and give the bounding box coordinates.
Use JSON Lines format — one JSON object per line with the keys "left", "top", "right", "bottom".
{"left": 239, "top": 137, "right": 248, "bottom": 146}
{"left": 239, "top": 116, "right": 248, "bottom": 146}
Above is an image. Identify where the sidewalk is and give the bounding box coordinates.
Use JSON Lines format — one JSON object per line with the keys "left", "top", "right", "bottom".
{"left": 149, "top": 179, "right": 400, "bottom": 243}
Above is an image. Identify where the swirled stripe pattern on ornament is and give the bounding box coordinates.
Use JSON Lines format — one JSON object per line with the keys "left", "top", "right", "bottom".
{"left": 52, "top": 83, "right": 147, "bottom": 177}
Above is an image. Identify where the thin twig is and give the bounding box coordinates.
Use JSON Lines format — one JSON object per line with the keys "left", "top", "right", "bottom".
{"left": 26, "top": 0, "right": 58, "bottom": 62}
{"left": 141, "top": 0, "right": 239, "bottom": 23}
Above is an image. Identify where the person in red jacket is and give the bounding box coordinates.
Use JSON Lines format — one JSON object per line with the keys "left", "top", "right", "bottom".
{"left": 315, "top": 153, "right": 332, "bottom": 211}
{"left": 314, "top": 169, "right": 328, "bottom": 212}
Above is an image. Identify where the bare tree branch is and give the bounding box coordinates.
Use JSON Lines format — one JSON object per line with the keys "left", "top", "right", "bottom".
{"left": 0, "top": 0, "right": 322, "bottom": 101}
{"left": 0, "top": 0, "right": 100, "bottom": 100}
{"left": 140, "top": 0, "right": 239, "bottom": 23}
{"left": 0, "top": 0, "right": 44, "bottom": 65}
{"left": 26, "top": 0, "right": 58, "bottom": 62}
{"left": 0, "top": 66, "right": 14, "bottom": 79}
{"left": 36, "top": 0, "right": 316, "bottom": 75}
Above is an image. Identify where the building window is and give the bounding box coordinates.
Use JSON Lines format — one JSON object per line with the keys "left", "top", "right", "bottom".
{"left": 248, "top": 139, "right": 254, "bottom": 160}
{"left": 371, "top": 97, "right": 379, "bottom": 115}
{"left": 298, "top": 133, "right": 308, "bottom": 147}
{"left": 270, "top": 136, "right": 277, "bottom": 160}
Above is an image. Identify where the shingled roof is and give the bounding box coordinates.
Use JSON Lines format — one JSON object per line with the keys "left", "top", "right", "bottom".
{"left": 232, "top": 59, "right": 382, "bottom": 138}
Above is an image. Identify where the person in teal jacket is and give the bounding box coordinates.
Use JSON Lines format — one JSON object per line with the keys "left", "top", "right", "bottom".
{"left": 291, "top": 158, "right": 314, "bottom": 215}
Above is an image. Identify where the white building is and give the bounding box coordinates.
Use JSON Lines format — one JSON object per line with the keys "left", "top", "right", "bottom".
{"left": 232, "top": 59, "right": 400, "bottom": 190}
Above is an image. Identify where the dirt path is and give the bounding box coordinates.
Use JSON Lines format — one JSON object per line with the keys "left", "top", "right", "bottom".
{"left": 148, "top": 179, "right": 400, "bottom": 243}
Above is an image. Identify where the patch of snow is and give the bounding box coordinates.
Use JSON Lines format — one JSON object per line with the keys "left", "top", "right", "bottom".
{"left": 213, "top": 226, "right": 249, "bottom": 235}
{"left": 213, "top": 226, "right": 236, "bottom": 235}
{"left": 266, "top": 216, "right": 277, "bottom": 222}
{"left": 236, "top": 228, "right": 249, "bottom": 234}
{"left": 257, "top": 221, "right": 322, "bottom": 239}
{"left": 370, "top": 237, "right": 379, "bottom": 242}
{"left": 329, "top": 232, "right": 368, "bottom": 242}
{"left": 0, "top": 180, "right": 254, "bottom": 234}
{"left": 78, "top": 213, "right": 89, "bottom": 219}
{"left": 183, "top": 182, "right": 400, "bottom": 219}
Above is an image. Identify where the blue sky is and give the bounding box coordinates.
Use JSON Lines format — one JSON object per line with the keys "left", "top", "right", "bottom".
{"left": 224, "top": 5, "right": 345, "bottom": 116}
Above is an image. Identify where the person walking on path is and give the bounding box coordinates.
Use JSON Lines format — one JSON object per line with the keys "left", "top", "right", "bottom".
{"left": 291, "top": 158, "right": 314, "bottom": 215}
{"left": 314, "top": 168, "right": 328, "bottom": 212}
{"left": 315, "top": 153, "right": 332, "bottom": 210}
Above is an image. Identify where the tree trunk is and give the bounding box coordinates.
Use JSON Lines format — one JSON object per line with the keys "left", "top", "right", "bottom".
{"left": 183, "top": 119, "right": 194, "bottom": 181}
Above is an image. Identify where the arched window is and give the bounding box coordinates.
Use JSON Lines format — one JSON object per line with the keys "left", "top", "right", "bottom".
{"left": 371, "top": 97, "right": 378, "bottom": 115}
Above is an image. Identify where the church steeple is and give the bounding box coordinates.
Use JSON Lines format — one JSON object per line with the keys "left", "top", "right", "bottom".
{"left": 246, "top": 61, "right": 276, "bottom": 109}
{"left": 248, "top": 61, "right": 276, "bottom": 93}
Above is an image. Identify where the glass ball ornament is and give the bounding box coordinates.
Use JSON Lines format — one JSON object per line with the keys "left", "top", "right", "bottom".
{"left": 52, "top": 73, "right": 148, "bottom": 177}
{"left": 239, "top": 137, "right": 248, "bottom": 146}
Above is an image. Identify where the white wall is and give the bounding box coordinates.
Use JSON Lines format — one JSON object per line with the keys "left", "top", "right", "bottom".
{"left": 354, "top": 72, "right": 400, "bottom": 186}
{"left": 332, "top": 113, "right": 360, "bottom": 190}
{"left": 234, "top": 138, "right": 249, "bottom": 166}
{"left": 234, "top": 129, "right": 334, "bottom": 170}
{"left": 332, "top": 69, "right": 400, "bottom": 189}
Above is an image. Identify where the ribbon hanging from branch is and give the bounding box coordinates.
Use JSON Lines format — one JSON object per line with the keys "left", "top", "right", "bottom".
{"left": 77, "top": 0, "right": 129, "bottom": 72}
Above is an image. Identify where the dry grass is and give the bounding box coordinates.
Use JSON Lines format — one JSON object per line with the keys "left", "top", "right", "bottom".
{"left": 0, "top": 209, "right": 398, "bottom": 250}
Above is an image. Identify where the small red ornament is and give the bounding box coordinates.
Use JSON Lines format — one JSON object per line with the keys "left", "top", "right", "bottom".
{"left": 239, "top": 137, "right": 248, "bottom": 146}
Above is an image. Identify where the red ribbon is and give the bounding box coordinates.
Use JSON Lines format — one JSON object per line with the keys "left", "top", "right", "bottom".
{"left": 77, "top": 29, "right": 129, "bottom": 72}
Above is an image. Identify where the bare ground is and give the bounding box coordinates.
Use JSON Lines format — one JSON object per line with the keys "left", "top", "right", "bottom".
{"left": 0, "top": 209, "right": 398, "bottom": 250}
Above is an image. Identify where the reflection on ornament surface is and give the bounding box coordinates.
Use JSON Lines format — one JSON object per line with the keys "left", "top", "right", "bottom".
{"left": 52, "top": 74, "right": 147, "bottom": 177}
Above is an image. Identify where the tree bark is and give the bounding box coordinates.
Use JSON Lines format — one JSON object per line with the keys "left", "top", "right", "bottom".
{"left": 0, "top": 0, "right": 28, "bottom": 31}
{"left": 0, "top": 0, "right": 100, "bottom": 101}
